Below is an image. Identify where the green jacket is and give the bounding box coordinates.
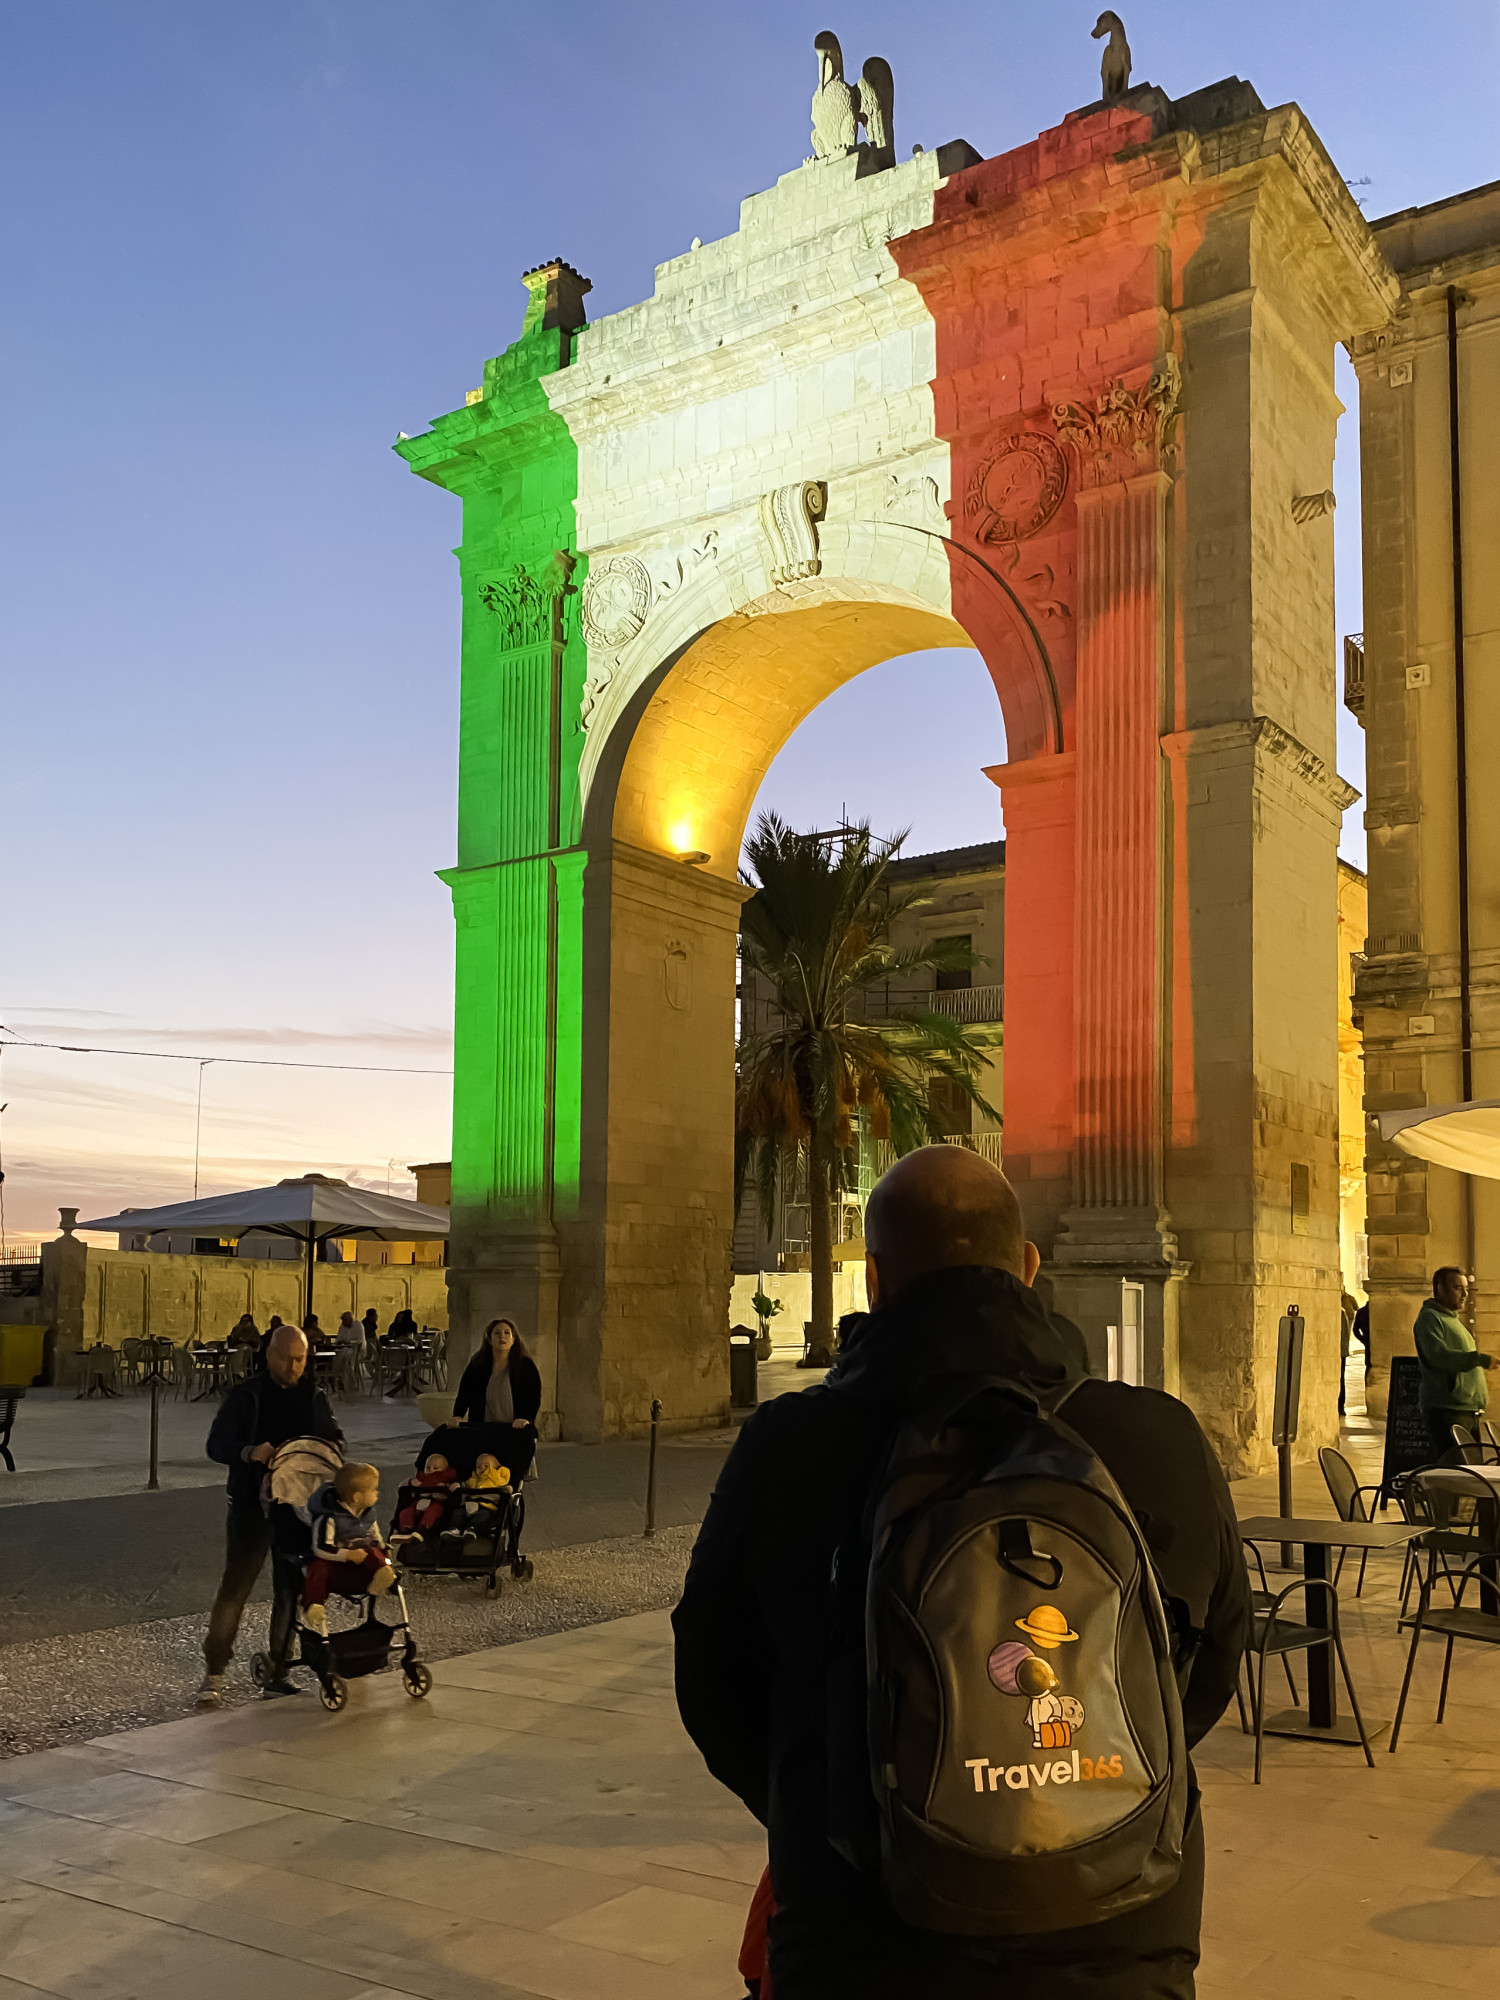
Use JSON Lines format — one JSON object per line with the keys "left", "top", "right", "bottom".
{"left": 1413, "top": 1301, "right": 1491, "bottom": 1414}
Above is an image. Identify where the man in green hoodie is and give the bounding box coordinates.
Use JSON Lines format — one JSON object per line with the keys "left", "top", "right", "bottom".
{"left": 1414, "top": 1266, "right": 1492, "bottom": 1462}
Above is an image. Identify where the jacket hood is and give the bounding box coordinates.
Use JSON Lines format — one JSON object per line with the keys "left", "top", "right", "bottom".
{"left": 825, "top": 1265, "right": 1085, "bottom": 1414}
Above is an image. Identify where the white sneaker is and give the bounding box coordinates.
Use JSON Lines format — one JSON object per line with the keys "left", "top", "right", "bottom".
{"left": 195, "top": 1673, "right": 224, "bottom": 1710}
{"left": 304, "top": 1603, "right": 328, "bottom": 1636}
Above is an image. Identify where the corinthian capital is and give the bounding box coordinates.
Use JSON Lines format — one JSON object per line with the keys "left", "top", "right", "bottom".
{"left": 1051, "top": 357, "right": 1181, "bottom": 485}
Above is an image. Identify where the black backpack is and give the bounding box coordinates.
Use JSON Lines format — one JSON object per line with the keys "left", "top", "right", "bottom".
{"left": 827, "top": 1372, "right": 1188, "bottom": 1937}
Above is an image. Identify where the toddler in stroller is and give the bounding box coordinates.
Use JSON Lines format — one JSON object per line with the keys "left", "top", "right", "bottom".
{"left": 303, "top": 1462, "right": 397, "bottom": 1634}
{"left": 253, "top": 1441, "right": 431, "bottom": 1711}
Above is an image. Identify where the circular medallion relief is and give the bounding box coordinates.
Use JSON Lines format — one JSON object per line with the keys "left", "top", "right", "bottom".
{"left": 966, "top": 431, "right": 1069, "bottom": 543}
{"left": 581, "top": 555, "right": 652, "bottom": 650}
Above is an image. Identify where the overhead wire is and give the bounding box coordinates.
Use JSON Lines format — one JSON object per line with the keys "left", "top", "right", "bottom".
{"left": 0, "top": 1028, "right": 452, "bottom": 1076}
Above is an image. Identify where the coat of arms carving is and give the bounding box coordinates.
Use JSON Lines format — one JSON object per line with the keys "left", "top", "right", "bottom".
{"left": 964, "top": 432, "right": 1069, "bottom": 544}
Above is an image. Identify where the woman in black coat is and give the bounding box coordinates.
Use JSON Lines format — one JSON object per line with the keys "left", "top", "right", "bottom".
{"left": 452, "top": 1318, "right": 542, "bottom": 1430}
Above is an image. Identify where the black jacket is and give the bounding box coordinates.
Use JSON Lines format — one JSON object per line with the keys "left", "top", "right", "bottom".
{"left": 452, "top": 1345, "right": 542, "bottom": 1427}
{"left": 206, "top": 1371, "right": 344, "bottom": 1508}
{"left": 672, "top": 1267, "right": 1249, "bottom": 1999}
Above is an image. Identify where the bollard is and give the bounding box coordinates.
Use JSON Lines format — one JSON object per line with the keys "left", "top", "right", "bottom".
{"left": 147, "top": 1374, "right": 161, "bottom": 1490}
{"left": 1272, "top": 1305, "right": 1304, "bottom": 1569}
{"left": 644, "top": 1397, "right": 662, "bottom": 1538}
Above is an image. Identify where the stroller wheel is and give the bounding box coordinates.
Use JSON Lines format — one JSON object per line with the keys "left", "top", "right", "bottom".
{"left": 249, "top": 1652, "right": 274, "bottom": 1689}
{"left": 319, "top": 1676, "right": 348, "bottom": 1713}
{"left": 485, "top": 1571, "right": 503, "bottom": 1597}
{"left": 403, "top": 1663, "right": 433, "bottom": 1699}
{"left": 511, "top": 1558, "right": 534, "bottom": 1582}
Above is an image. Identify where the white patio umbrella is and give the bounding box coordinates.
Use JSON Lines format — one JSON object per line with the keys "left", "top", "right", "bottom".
{"left": 1375, "top": 1100, "right": 1500, "bottom": 1180}
{"left": 79, "top": 1173, "right": 450, "bottom": 1328}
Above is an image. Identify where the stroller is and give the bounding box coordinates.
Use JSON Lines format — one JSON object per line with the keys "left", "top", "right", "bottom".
{"left": 390, "top": 1422, "right": 535, "bottom": 1597}
{"left": 250, "top": 1437, "right": 432, "bottom": 1712}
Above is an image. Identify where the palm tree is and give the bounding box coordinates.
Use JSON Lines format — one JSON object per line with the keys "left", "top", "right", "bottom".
{"left": 735, "top": 812, "right": 1001, "bottom": 1367}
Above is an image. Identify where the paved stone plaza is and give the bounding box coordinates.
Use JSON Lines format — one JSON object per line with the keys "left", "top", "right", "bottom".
{"left": 4, "top": 1432, "right": 1500, "bottom": 1999}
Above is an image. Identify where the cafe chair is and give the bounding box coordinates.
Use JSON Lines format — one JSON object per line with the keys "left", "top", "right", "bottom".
{"left": 1396, "top": 1467, "right": 1498, "bottom": 1618}
{"left": 1450, "top": 1423, "right": 1500, "bottom": 1466}
{"left": 170, "top": 1343, "right": 198, "bottom": 1400}
{"left": 119, "top": 1337, "right": 144, "bottom": 1389}
{"left": 1245, "top": 1574, "right": 1374, "bottom": 1784}
{"left": 1319, "top": 1446, "right": 1384, "bottom": 1598}
{"left": 1390, "top": 1555, "right": 1500, "bottom": 1752}
{"left": 1235, "top": 1541, "right": 1300, "bottom": 1731}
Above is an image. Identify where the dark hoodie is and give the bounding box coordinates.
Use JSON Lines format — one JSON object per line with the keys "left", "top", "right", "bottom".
{"left": 672, "top": 1266, "right": 1248, "bottom": 2000}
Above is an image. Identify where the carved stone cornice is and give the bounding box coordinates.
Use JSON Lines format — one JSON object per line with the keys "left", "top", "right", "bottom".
{"left": 1161, "top": 716, "right": 1360, "bottom": 813}
{"left": 1051, "top": 357, "right": 1181, "bottom": 485}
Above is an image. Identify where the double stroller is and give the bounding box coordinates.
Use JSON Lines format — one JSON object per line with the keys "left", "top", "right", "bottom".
{"left": 390, "top": 1422, "right": 535, "bottom": 1596}
{"left": 251, "top": 1438, "right": 432, "bottom": 1712}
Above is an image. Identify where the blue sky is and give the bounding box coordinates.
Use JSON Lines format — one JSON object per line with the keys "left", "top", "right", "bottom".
{"left": 2, "top": 1, "right": 1497, "bottom": 1235}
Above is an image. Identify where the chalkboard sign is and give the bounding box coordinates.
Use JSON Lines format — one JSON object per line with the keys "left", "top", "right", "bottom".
{"left": 1378, "top": 1355, "right": 1430, "bottom": 1502}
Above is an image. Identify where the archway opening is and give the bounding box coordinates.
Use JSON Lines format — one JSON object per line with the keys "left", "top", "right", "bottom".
{"left": 734, "top": 644, "right": 1011, "bottom": 1358}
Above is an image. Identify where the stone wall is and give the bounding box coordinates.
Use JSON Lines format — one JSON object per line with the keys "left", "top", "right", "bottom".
{"left": 76, "top": 1249, "right": 448, "bottom": 1352}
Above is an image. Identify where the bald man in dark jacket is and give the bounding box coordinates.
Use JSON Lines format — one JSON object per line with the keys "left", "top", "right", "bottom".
{"left": 674, "top": 1148, "right": 1248, "bottom": 2000}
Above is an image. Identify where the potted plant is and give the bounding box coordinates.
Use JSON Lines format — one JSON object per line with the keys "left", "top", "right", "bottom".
{"left": 750, "top": 1287, "right": 783, "bottom": 1362}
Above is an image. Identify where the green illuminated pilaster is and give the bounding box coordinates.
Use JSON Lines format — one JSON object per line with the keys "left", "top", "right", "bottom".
{"left": 397, "top": 261, "right": 590, "bottom": 1252}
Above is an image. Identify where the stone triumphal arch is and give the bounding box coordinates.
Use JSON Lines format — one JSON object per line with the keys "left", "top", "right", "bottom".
{"left": 400, "top": 63, "right": 1396, "bottom": 1471}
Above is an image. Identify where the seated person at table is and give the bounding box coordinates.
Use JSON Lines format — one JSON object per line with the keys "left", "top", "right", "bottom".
{"left": 393, "top": 1453, "right": 459, "bottom": 1536}
{"left": 387, "top": 1308, "right": 418, "bottom": 1346}
{"left": 452, "top": 1318, "right": 542, "bottom": 1432}
{"left": 227, "top": 1313, "right": 260, "bottom": 1350}
{"left": 302, "top": 1462, "right": 396, "bottom": 1634}
{"left": 442, "top": 1453, "right": 511, "bottom": 1540}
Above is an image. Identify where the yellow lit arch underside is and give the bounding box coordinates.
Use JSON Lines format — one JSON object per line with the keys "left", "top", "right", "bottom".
{"left": 611, "top": 594, "right": 972, "bottom": 879}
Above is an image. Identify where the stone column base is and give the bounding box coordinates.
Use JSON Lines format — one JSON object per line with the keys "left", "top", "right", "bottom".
{"left": 1046, "top": 1207, "right": 1188, "bottom": 1395}
{"left": 446, "top": 1224, "right": 561, "bottom": 1441}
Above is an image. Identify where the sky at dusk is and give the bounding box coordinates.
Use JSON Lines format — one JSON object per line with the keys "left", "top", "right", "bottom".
{"left": 3, "top": 1, "right": 1497, "bottom": 1240}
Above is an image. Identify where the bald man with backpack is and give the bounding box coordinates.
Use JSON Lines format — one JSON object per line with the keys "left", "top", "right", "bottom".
{"left": 674, "top": 1147, "right": 1249, "bottom": 1999}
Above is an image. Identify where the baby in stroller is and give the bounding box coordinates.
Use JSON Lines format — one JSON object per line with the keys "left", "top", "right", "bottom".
{"left": 442, "top": 1452, "right": 512, "bottom": 1543}
{"left": 390, "top": 1423, "right": 533, "bottom": 1593}
{"left": 302, "top": 1461, "right": 397, "bottom": 1635}
{"left": 392, "top": 1452, "right": 460, "bottom": 1538}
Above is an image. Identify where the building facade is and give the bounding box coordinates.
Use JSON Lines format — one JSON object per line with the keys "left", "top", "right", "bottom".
{"left": 1350, "top": 184, "right": 1500, "bottom": 1413}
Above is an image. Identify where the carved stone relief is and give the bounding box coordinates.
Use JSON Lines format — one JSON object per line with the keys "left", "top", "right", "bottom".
{"left": 964, "top": 430, "right": 1069, "bottom": 543}
{"left": 1291, "top": 489, "right": 1336, "bottom": 524}
{"left": 998, "top": 543, "right": 1070, "bottom": 624}
{"left": 581, "top": 555, "right": 652, "bottom": 649}
{"left": 1051, "top": 357, "right": 1181, "bottom": 484}
{"left": 478, "top": 549, "right": 575, "bottom": 649}
{"left": 757, "top": 480, "right": 826, "bottom": 584}
{"left": 578, "top": 530, "right": 720, "bottom": 733}
{"left": 883, "top": 472, "right": 946, "bottom": 533}
{"left": 664, "top": 940, "right": 691, "bottom": 1011}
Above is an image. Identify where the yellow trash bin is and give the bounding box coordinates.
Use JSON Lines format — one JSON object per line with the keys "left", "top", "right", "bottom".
{"left": 0, "top": 1324, "right": 46, "bottom": 1386}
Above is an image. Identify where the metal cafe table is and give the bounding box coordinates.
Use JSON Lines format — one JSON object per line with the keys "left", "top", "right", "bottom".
{"left": 1238, "top": 1515, "right": 1427, "bottom": 1746}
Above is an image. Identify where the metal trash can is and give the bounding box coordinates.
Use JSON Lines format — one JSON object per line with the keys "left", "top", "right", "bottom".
{"left": 728, "top": 1325, "right": 759, "bottom": 1408}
